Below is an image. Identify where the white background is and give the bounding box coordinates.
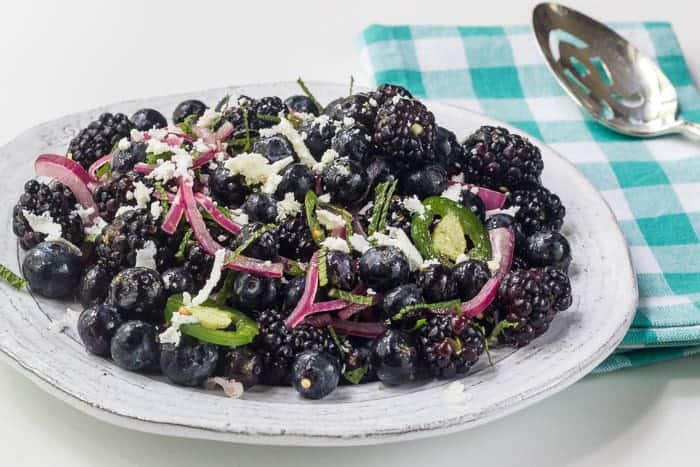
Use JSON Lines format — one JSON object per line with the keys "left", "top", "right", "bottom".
{"left": 1, "top": 1, "right": 699, "bottom": 466}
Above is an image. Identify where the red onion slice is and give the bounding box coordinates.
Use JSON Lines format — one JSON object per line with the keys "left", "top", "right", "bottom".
{"left": 447, "top": 181, "right": 507, "bottom": 210}
{"left": 133, "top": 163, "right": 154, "bottom": 175}
{"left": 223, "top": 255, "right": 284, "bottom": 278}
{"left": 337, "top": 302, "right": 373, "bottom": 321}
{"left": 214, "top": 121, "right": 234, "bottom": 141}
{"left": 285, "top": 251, "right": 320, "bottom": 328}
{"left": 311, "top": 300, "right": 351, "bottom": 313}
{"left": 87, "top": 154, "right": 112, "bottom": 182}
{"left": 180, "top": 177, "right": 224, "bottom": 255}
{"left": 192, "top": 150, "right": 217, "bottom": 169}
{"left": 161, "top": 189, "right": 184, "bottom": 234}
{"left": 460, "top": 277, "right": 500, "bottom": 318}
{"left": 194, "top": 193, "right": 242, "bottom": 235}
{"left": 305, "top": 313, "right": 332, "bottom": 328}
{"left": 330, "top": 318, "right": 386, "bottom": 338}
{"left": 164, "top": 134, "right": 185, "bottom": 147}
{"left": 35, "top": 154, "right": 97, "bottom": 215}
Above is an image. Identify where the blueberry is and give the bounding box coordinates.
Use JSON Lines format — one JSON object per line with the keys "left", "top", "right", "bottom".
{"left": 372, "top": 330, "right": 417, "bottom": 385}
{"left": 359, "top": 246, "right": 410, "bottom": 292}
{"left": 325, "top": 250, "right": 358, "bottom": 291}
{"left": 275, "top": 163, "right": 314, "bottom": 202}
{"left": 172, "top": 99, "right": 207, "bottom": 124}
{"left": 381, "top": 284, "right": 425, "bottom": 321}
{"left": 291, "top": 351, "right": 340, "bottom": 399}
{"left": 434, "top": 126, "right": 463, "bottom": 174}
{"left": 242, "top": 193, "right": 278, "bottom": 224}
{"left": 110, "top": 321, "right": 160, "bottom": 372}
{"left": 130, "top": 108, "right": 167, "bottom": 131}
{"left": 281, "top": 276, "right": 305, "bottom": 312}
{"left": 22, "top": 241, "right": 82, "bottom": 298}
{"left": 77, "top": 304, "right": 123, "bottom": 357}
{"left": 160, "top": 341, "right": 219, "bottom": 387}
{"left": 252, "top": 135, "right": 295, "bottom": 163}
{"left": 321, "top": 157, "right": 368, "bottom": 206}
{"left": 107, "top": 267, "right": 166, "bottom": 323}
{"left": 525, "top": 231, "right": 572, "bottom": 271}
{"left": 460, "top": 190, "right": 486, "bottom": 223}
{"left": 161, "top": 267, "right": 196, "bottom": 296}
{"left": 209, "top": 164, "right": 248, "bottom": 207}
{"left": 416, "top": 264, "right": 457, "bottom": 302}
{"left": 231, "top": 222, "right": 279, "bottom": 260}
{"left": 284, "top": 95, "right": 319, "bottom": 116}
{"left": 399, "top": 164, "right": 447, "bottom": 199}
{"left": 218, "top": 347, "right": 263, "bottom": 389}
{"left": 111, "top": 142, "right": 147, "bottom": 175}
{"left": 78, "top": 263, "right": 115, "bottom": 308}
{"left": 229, "top": 273, "right": 278, "bottom": 312}
{"left": 331, "top": 126, "right": 372, "bottom": 165}
{"left": 452, "top": 260, "right": 490, "bottom": 301}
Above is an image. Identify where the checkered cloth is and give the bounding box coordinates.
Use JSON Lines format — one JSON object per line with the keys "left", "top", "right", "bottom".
{"left": 358, "top": 22, "right": 700, "bottom": 372}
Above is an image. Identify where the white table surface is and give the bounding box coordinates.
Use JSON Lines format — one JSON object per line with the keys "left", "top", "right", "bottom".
{"left": 1, "top": 1, "right": 699, "bottom": 465}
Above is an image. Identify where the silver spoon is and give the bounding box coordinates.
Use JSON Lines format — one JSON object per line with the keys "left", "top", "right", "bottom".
{"left": 532, "top": 2, "right": 700, "bottom": 139}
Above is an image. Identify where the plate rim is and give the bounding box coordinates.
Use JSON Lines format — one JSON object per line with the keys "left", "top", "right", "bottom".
{"left": 0, "top": 81, "right": 638, "bottom": 446}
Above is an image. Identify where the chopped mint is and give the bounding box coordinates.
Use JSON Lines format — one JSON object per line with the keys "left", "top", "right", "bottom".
{"left": 95, "top": 161, "right": 111, "bottom": 180}
{"left": 0, "top": 263, "right": 27, "bottom": 290}
{"left": 225, "top": 223, "right": 274, "bottom": 265}
{"left": 343, "top": 365, "right": 368, "bottom": 385}
{"left": 327, "top": 288, "right": 375, "bottom": 305}
{"left": 175, "top": 228, "right": 193, "bottom": 260}
{"left": 392, "top": 299, "right": 461, "bottom": 321}
{"left": 318, "top": 247, "right": 329, "bottom": 287}
{"left": 296, "top": 77, "right": 323, "bottom": 113}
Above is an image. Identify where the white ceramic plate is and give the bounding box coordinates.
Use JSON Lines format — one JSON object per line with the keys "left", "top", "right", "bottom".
{"left": 0, "top": 82, "right": 636, "bottom": 446}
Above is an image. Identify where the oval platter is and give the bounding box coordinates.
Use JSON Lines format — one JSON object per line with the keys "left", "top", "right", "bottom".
{"left": 0, "top": 81, "right": 637, "bottom": 446}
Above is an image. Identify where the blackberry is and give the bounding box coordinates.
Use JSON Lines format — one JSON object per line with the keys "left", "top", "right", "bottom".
{"left": 67, "top": 112, "right": 133, "bottom": 169}
{"left": 276, "top": 213, "right": 317, "bottom": 262}
{"left": 331, "top": 125, "right": 373, "bottom": 165}
{"left": 253, "top": 309, "right": 339, "bottom": 385}
{"left": 223, "top": 95, "right": 285, "bottom": 137}
{"left": 92, "top": 172, "right": 148, "bottom": 221}
{"left": 95, "top": 208, "right": 179, "bottom": 271}
{"left": 462, "top": 126, "right": 543, "bottom": 191}
{"left": 12, "top": 180, "right": 84, "bottom": 250}
{"left": 417, "top": 315, "right": 484, "bottom": 379}
{"left": 371, "top": 83, "right": 413, "bottom": 105}
{"left": 323, "top": 93, "right": 377, "bottom": 129}
{"left": 373, "top": 97, "right": 435, "bottom": 168}
{"left": 506, "top": 185, "right": 565, "bottom": 236}
{"left": 496, "top": 267, "right": 572, "bottom": 347}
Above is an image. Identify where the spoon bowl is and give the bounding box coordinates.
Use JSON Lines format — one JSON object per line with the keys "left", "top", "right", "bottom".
{"left": 532, "top": 2, "right": 700, "bottom": 138}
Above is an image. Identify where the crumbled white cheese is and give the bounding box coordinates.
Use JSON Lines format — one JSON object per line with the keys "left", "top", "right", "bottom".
{"left": 190, "top": 248, "right": 227, "bottom": 307}
{"left": 197, "top": 109, "right": 221, "bottom": 129}
{"left": 117, "top": 137, "right": 131, "bottom": 151}
{"left": 217, "top": 234, "right": 228, "bottom": 242}
{"left": 312, "top": 148, "right": 338, "bottom": 174}
{"left": 358, "top": 201, "right": 373, "bottom": 216}
{"left": 84, "top": 216, "right": 107, "bottom": 237}
{"left": 132, "top": 181, "right": 153, "bottom": 209}
{"left": 194, "top": 139, "right": 212, "bottom": 154}
{"left": 147, "top": 138, "right": 171, "bottom": 156}
{"left": 391, "top": 95, "right": 401, "bottom": 105}
{"left": 215, "top": 152, "right": 226, "bottom": 162}
{"left": 73, "top": 205, "right": 95, "bottom": 223}
{"left": 231, "top": 211, "right": 249, "bottom": 226}
{"left": 159, "top": 311, "right": 200, "bottom": 346}
{"left": 320, "top": 236, "right": 350, "bottom": 253}
{"left": 224, "top": 153, "right": 277, "bottom": 186}
{"left": 441, "top": 184, "right": 463, "bottom": 202}
{"left": 149, "top": 128, "right": 168, "bottom": 140}
{"left": 22, "top": 210, "right": 62, "bottom": 240}
{"left": 420, "top": 258, "right": 441, "bottom": 269}
{"left": 276, "top": 192, "right": 302, "bottom": 221}
{"left": 261, "top": 173, "right": 283, "bottom": 194}
{"left": 317, "top": 193, "right": 331, "bottom": 203}
{"left": 130, "top": 129, "right": 144, "bottom": 142}
{"left": 486, "top": 206, "right": 520, "bottom": 218}
{"left": 172, "top": 151, "right": 194, "bottom": 180}
{"left": 342, "top": 116, "right": 355, "bottom": 127}
{"left": 114, "top": 205, "right": 136, "bottom": 218}
{"left": 469, "top": 186, "right": 480, "bottom": 195}
{"left": 125, "top": 190, "right": 134, "bottom": 201}
{"left": 259, "top": 118, "right": 316, "bottom": 168}
{"left": 369, "top": 227, "right": 423, "bottom": 270}
{"left": 450, "top": 173, "right": 465, "bottom": 184}
{"left": 366, "top": 288, "right": 377, "bottom": 296}
{"left": 134, "top": 241, "right": 158, "bottom": 270}
{"left": 487, "top": 260, "right": 500, "bottom": 274}
{"left": 402, "top": 195, "right": 425, "bottom": 216}
{"left": 348, "top": 233, "right": 370, "bottom": 253}
{"left": 150, "top": 201, "right": 163, "bottom": 219}
{"left": 454, "top": 253, "right": 469, "bottom": 264}
{"left": 369, "top": 97, "right": 378, "bottom": 107}
{"left": 48, "top": 307, "right": 81, "bottom": 333}
{"left": 317, "top": 209, "right": 345, "bottom": 230}
{"left": 147, "top": 160, "right": 176, "bottom": 183}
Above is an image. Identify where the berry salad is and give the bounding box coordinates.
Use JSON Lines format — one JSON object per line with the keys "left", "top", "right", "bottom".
{"left": 5, "top": 81, "right": 573, "bottom": 400}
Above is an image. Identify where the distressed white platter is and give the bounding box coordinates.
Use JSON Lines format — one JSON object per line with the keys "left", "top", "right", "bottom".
{"left": 0, "top": 82, "right": 637, "bottom": 446}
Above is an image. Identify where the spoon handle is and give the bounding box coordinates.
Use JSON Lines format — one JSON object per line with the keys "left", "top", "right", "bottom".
{"left": 679, "top": 121, "right": 700, "bottom": 139}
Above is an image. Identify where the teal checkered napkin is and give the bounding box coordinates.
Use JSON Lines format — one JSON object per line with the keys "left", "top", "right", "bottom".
{"left": 358, "top": 23, "right": 700, "bottom": 371}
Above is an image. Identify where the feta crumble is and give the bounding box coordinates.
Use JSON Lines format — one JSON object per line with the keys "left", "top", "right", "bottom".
{"left": 197, "top": 109, "right": 221, "bottom": 129}
{"left": 22, "top": 210, "right": 62, "bottom": 240}
{"left": 191, "top": 248, "right": 227, "bottom": 307}
{"left": 130, "top": 129, "right": 144, "bottom": 142}
{"left": 147, "top": 160, "right": 176, "bottom": 183}
{"left": 441, "top": 184, "right": 463, "bottom": 202}
{"left": 320, "top": 236, "right": 350, "bottom": 253}
{"left": 348, "top": 233, "right": 371, "bottom": 253}
{"left": 73, "top": 205, "right": 95, "bottom": 223}
{"left": 316, "top": 209, "right": 345, "bottom": 230}
{"left": 117, "top": 137, "right": 131, "bottom": 151}
{"left": 318, "top": 193, "right": 331, "bottom": 203}
{"left": 159, "top": 311, "right": 200, "bottom": 346}
{"left": 259, "top": 118, "right": 316, "bottom": 168}
{"left": 402, "top": 195, "right": 425, "bottom": 216}
{"left": 150, "top": 201, "right": 163, "bottom": 219}
{"left": 276, "top": 192, "right": 301, "bottom": 221}
{"left": 134, "top": 241, "right": 158, "bottom": 270}
{"left": 454, "top": 253, "right": 469, "bottom": 264}
{"left": 486, "top": 206, "right": 520, "bottom": 218}
{"left": 312, "top": 148, "right": 338, "bottom": 174}
{"left": 132, "top": 181, "right": 153, "bottom": 209}
{"left": 369, "top": 227, "right": 423, "bottom": 270}
{"left": 84, "top": 216, "right": 107, "bottom": 237}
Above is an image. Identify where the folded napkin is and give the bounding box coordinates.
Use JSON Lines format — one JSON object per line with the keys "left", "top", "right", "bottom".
{"left": 358, "top": 22, "right": 700, "bottom": 372}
